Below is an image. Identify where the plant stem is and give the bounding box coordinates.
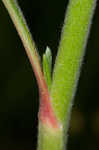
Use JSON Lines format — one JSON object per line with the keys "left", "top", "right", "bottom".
{"left": 38, "top": 123, "right": 64, "bottom": 150}
{"left": 51, "top": 0, "right": 96, "bottom": 125}
{"left": 38, "top": 0, "right": 97, "bottom": 150}
{"left": 2, "top": 0, "right": 97, "bottom": 150}
{"left": 2, "top": 1, "right": 63, "bottom": 149}
{"left": 2, "top": 0, "right": 47, "bottom": 93}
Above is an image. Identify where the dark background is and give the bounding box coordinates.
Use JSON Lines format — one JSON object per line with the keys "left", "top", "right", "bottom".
{"left": 0, "top": 0, "right": 99, "bottom": 150}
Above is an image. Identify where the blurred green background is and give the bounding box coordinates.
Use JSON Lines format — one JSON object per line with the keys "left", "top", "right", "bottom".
{"left": 0, "top": 0, "right": 99, "bottom": 150}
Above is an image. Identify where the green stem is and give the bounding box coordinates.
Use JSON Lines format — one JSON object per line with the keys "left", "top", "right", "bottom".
{"left": 38, "top": 123, "right": 64, "bottom": 150}
{"left": 51, "top": 0, "right": 96, "bottom": 125}
{"left": 2, "top": 1, "right": 63, "bottom": 149}
{"left": 2, "top": 0, "right": 47, "bottom": 92}
{"left": 2, "top": 0, "right": 97, "bottom": 150}
{"left": 38, "top": 0, "right": 97, "bottom": 150}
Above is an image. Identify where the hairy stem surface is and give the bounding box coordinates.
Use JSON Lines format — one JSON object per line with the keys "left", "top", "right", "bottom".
{"left": 2, "top": 0, "right": 46, "bottom": 92}
{"left": 51, "top": 0, "right": 96, "bottom": 125}
{"left": 2, "top": 0, "right": 97, "bottom": 150}
{"left": 38, "top": 0, "right": 97, "bottom": 149}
